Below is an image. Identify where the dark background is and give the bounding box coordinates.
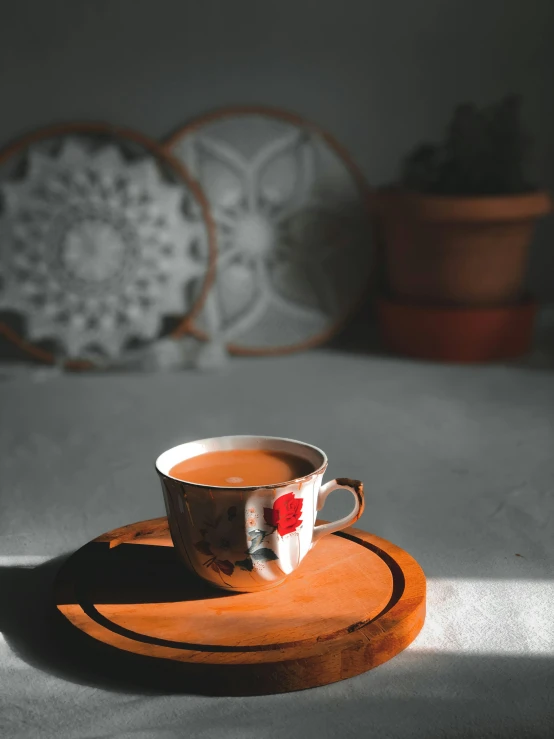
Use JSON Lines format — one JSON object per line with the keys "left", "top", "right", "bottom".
{"left": 1, "top": 0, "right": 553, "bottom": 301}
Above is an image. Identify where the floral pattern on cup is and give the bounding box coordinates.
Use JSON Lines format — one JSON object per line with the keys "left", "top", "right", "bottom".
{"left": 234, "top": 524, "right": 279, "bottom": 573}
{"left": 193, "top": 505, "right": 241, "bottom": 576}
{"left": 193, "top": 494, "right": 304, "bottom": 578}
{"left": 264, "top": 492, "right": 303, "bottom": 536}
{"left": 157, "top": 436, "right": 364, "bottom": 592}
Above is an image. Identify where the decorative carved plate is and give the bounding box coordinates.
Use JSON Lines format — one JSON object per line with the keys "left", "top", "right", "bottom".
{"left": 166, "top": 107, "right": 373, "bottom": 355}
{"left": 0, "top": 123, "right": 216, "bottom": 368}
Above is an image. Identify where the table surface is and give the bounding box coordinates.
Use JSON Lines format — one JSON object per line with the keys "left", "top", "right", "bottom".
{"left": 1, "top": 349, "right": 553, "bottom": 739}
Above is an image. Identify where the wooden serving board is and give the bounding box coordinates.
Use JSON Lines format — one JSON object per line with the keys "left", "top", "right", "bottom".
{"left": 54, "top": 517, "right": 426, "bottom": 695}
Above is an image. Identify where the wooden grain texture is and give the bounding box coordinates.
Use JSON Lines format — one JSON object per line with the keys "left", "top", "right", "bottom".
{"left": 55, "top": 517, "right": 426, "bottom": 695}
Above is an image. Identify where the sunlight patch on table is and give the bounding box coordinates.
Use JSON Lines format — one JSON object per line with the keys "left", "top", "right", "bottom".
{"left": 410, "top": 578, "right": 554, "bottom": 656}
{"left": 0, "top": 555, "right": 50, "bottom": 566}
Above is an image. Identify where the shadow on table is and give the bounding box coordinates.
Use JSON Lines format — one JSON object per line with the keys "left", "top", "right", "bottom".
{"left": 2, "top": 556, "right": 554, "bottom": 736}
{"left": 0, "top": 554, "right": 238, "bottom": 696}
{"left": 2, "top": 557, "right": 554, "bottom": 736}
{"left": 3, "top": 548, "right": 395, "bottom": 697}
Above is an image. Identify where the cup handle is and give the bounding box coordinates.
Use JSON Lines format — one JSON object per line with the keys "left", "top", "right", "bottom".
{"left": 312, "top": 477, "right": 365, "bottom": 544}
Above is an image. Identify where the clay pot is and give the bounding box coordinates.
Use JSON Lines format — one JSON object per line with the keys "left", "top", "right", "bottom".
{"left": 377, "top": 296, "right": 537, "bottom": 363}
{"left": 375, "top": 190, "right": 552, "bottom": 305}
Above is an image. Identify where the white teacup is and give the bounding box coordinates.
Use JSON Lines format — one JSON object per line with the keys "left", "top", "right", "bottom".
{"left": 156, "top": 435, "right": 364, "bottom": 592}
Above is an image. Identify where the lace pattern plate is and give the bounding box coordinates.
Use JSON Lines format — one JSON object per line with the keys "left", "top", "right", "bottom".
{"left": 166, "top": 107, "right": 373, "bottom": 355}
{"left": 0, "top": 123, "right": 216, "bottom": 367}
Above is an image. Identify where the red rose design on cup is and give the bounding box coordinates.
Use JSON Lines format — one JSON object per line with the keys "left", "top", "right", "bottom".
{"left": 264, "top": 492, "right": 303, "bottom": 536}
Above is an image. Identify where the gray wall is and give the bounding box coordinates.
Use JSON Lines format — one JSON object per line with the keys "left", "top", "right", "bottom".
{"left": 1, "top": 0, "right": 553, "bottom": 297}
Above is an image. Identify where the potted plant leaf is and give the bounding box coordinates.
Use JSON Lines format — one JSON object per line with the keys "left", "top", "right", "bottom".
{"left": 374, "top": 95, "right": 552, "bottom": 362}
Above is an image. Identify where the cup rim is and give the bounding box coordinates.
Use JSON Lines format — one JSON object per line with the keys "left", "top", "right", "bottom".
{"left": 155, "top": 434, "right": 328, "bottom": 490}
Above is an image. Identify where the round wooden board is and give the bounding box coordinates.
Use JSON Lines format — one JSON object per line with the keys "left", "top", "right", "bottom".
{"left": 54, "top": 517, "right": 426, "bottom": 695}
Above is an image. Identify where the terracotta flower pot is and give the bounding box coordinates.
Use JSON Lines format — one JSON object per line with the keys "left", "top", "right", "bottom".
{"left": 375, "top": 190, "right": 552, "bottom": 305}
{"left": 377, "top": 296, "right": 537, "bottom": 363}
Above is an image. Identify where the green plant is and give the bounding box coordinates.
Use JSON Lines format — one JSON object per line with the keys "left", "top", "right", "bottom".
{"left": 401, "top": 95, "right": 534, "bottom": 195}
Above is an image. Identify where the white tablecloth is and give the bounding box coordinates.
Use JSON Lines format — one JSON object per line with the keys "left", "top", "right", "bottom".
{"left": 1, "top": 351, "right": 553, "bottom": 738}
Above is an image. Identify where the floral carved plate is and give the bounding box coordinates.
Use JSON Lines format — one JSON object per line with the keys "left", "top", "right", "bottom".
{"left": 166, "top": 107, "right": 373, "bottom": 355}
{"left": 0, "top": 123, "right": 216, "bottom": 367}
